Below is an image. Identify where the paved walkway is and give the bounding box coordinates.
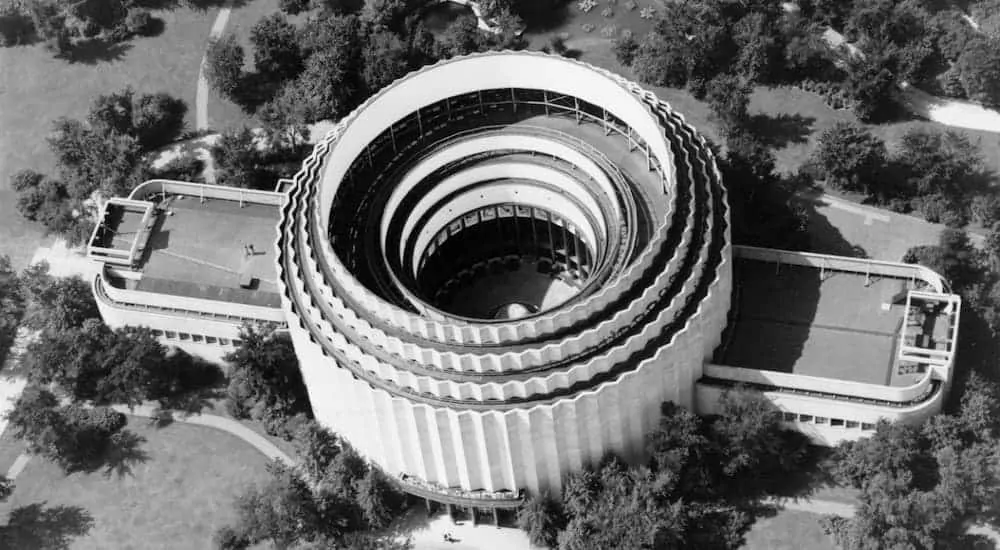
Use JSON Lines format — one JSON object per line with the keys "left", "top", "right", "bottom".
{"left": 111, "top": 403, "right": 294, "bottom": 466}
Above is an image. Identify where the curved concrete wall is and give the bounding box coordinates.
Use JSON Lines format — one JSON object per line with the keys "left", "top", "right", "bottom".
{"left": 278, "top": 52, "right": 733, "bottom": 498}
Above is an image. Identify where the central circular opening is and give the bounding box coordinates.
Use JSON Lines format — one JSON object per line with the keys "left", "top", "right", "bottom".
{"left": 413, "top": 204, "right": 596, "bottom": 320}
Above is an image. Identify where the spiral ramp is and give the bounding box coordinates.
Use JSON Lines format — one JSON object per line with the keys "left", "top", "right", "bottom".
{"left": 276, "top": 52, "right": 732, "bottom": 505}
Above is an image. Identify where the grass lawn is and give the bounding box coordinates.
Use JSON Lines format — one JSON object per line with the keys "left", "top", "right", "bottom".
{"left": 741, "top": 509, "right": 838, "bottom": 550}
{"left": 0, "top": 415, "right": 270, "bottom": 550}
{"left": 0, "top": 7, "right": 215, "bottom": 269}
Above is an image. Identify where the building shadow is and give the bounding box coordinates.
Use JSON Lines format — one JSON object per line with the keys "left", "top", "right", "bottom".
{"left": 520, "top": 0, "right": 571, "bottom": 33}
{"left": 0, "top": 502, "right": 94, "bottom": 550}
{"left": 747, "top": 113, "right": 815, "bottom": 149}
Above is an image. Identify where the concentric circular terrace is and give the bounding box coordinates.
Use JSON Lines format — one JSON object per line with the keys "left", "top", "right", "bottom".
{"left": 277, "top": 52, "right": 733, "bottom": 503}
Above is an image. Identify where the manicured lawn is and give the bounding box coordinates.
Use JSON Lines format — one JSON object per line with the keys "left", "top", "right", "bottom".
{"left": 0, "top": 416, "right": 270, "bottom": 550}
{"left": 0, "top": 7, "right": 215, "bottom": 269}
{"left": 742, "top": 509, "right": 838, "bottom": 550}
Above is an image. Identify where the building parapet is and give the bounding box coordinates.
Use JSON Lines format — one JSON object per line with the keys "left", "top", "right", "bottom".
{"left": 128, "top": 179, "right": 286, "bottom": 207}
{"left": 95, "top": 269, "right": 286, "bottom": 326}
{"left": 733, "top": 245, "right": 947, "bottom": 293}
{"left": 703, "top": 363, "right": 935, "bottom": 404}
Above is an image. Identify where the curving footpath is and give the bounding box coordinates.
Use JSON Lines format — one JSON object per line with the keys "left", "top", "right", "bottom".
{"left": 3, "top": 404, "right": 294, "bottom": 481}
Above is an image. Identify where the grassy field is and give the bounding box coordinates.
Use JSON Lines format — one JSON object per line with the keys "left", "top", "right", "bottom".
{"left": 0, "top": 7, "right": 216, "bottom": 269}
{"left": 0, "top": 416, "right": 270, "bottom": 550}
{"left": 742, "top": 509, "right": 838, "bottom": 550}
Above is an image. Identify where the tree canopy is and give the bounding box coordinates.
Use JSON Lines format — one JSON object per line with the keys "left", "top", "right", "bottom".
{"left": 516, "top": 389, "right": 811, "bottom": 549}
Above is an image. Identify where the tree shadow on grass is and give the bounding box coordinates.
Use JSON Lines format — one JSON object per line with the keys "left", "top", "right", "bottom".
{"left": 151, "top": 350, "right": 226, "bottom": 416}
{"left": 748, "top": 113, "right": 816, "bottom": 149}
{"left": 57, "top": 38, "right": 133, "bottom": 65}
{"left": 0, "top": 502, "right": 94, "bottom": 550}
{"left": 63, "top": 430, "right": 149, "bottom": 479}
{"left": 100, "top": 430, "right": 149, "bottom": 479}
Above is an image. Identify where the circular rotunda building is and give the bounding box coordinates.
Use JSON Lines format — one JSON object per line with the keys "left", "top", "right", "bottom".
{"left": 276, "top": 51, "right": 733, "bottom": 504}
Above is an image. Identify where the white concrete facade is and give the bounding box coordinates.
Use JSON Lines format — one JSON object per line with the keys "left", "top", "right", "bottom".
{"left": 277, "top": 52, "right": 733, "bottom": 500}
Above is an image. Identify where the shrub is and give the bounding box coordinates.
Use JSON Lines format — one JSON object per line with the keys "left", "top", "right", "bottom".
{"left": 600, "top": 24, "right": 616, "bottom": 38}
{"left": 581, "top": 23, "right": 595, "bottom": 33}
{"left": 151, "top": 155, "right": 204, "bottom": 182}
{"left": 548, "top": 35, "right": 567, "bottom": 55}
{"left": 0, "top": 9, "right": 34, "bottom": 46}
{"left": 132, "top": 93, "right": 188, "bottom": 150}
{"left": 939, "top": 64, "right": 966, "bottom": 99}
{"left": 278, "top": 0, "right": 310, "bottom": 15}
{"left": 887, "top": 198, "right": 912, "bottom": 214}
{"left": 601, "top": 7, "right": 612, "bottom": 18}
{"left": 940, "top": 207, "right": 969, "bottom": 228}
{"left": 124, "top": 8, "right": 151, "bottom": 37}
{"left": 624, "top": 0, "right": 636, "bottom": 10}
{"left": 577, "top": 0, "right": 597, "bottom": 13}
{"left": 213, "top": 526, "right": 249, "bottom": 550}
{"left": 612, "top": 32, "right": 638, "bottom": 66}
{"left": 970, "top": 194, "right": 1000, "bottom": 227}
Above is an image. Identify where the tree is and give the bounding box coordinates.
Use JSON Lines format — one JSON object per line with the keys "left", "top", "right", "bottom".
{"left": 88, "top": 87, "right": 134, "bottom": 137}
{"left": 5, "top": 385, "right": 131, "bottom": 472}
{"left": 250, "top": 13, "right": 304, "bottom": 83}
{"left": 844, "top": 55, "right": 899, "bottom": 123}
{"left": 292, "top": 420, "right": 342, "bottom": 482}
{"left": 19, "top": 267, "right": 98, "bottom": 331}
{"left": 0, "top": 475, "right": 11, "bottom": 502}
{"left": 206, "top": 34, "right": 245, "bottom": 100}
{"left": 232, "top": 461, "right": 325, "bottom": 548}
{"left": 437, "top": 15, "right": 486, "bottom": 57}
{"left": 355, "top": 467, "right": 401, "bottom": 529}
{"left": 732, "top": 12, "right": 781, "bottom": 83}
{"left": 903, "top": 229, "right": 981, "bottom": 293}
{"left": 48, "top": 116, "right": 146, "bottom": 198}
{"left": 812, "top": 122, "right": 888, "bottom": 197}
{"left": 259, "top": 83, "right": 313, "bottom": 150}
{"left": 612, "top": 32, "right": 639, "bottom": 67}
{"left": 285, "top": 48, "right": 360, "bottom": 123}
{"left": 12, "top": 171, "right": 75, "bottom": 236}
{"left": 957, "top": 37, "right": 1000, "bottom": 108}
{"left": 211, "top": 127, "right": 270, "bottom": 189}
{"left": 896, "top": 128, "right": 984, "bottom": 201}
{"left": 0, "top": 255, "right": 22, "bottom": 365}
{"left": 823, "top": 373, "right": 1000, "bottom": 549}
{"left": 723, "top": 135, "right": 810, "bottom": 250}
{"left": 361, "top": 30, "right": 409, "bottom": 95}
{"left": 22, "top": 319, "right": 168, "bottom": 406}
{"left": 516, "top": 492, "right": 564, "bottom": 548}
{"left": 225, "top": 324, "right": 311, "bottom": 436}
{"left": 705, "top": 73, "right": 752, "bottom": 137}
{"left": 132, "top": 92, "right": 187, "bottom": 151}
{"left": 709, "top": 389, "right": 809, "bottom": 498}
{"left": 360, "top": 0, "right": 422, "bottom": 34}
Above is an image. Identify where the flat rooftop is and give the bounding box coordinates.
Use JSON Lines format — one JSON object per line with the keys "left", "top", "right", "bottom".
{"left": 115, "top": 195, "right": 281, "bottom": 308}
{"left": 97, "top": 202, "right": 148, "bottom": 252}
{"left": 718, "top": 258, "right": 919, "bottom": 387}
